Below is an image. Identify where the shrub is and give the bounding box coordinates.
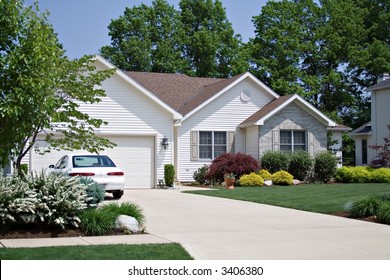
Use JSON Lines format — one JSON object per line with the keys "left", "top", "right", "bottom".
{"left": 260, "top": 151, "right": 290, "bottom": 174}
{"left": 193, "top": 165, "right": 208, "bottom": 184}
{"left": 0, "top": 174, "right": 37, "bottom": 224}
{"left": 257, "top": 169, "right": 272, "bottom": 181}
{"left": 335, "top": 166, "right": 353, "bottom": 183}
{"left": 239, "top": 172, "right": 264, "bottom": 187}
{"left": 164, "top": 164, "right": 175, "bottom": 187}
{"left": 205, "top": 153, "right": 259, "bottom": 183}
{"left": 314, "top": 151, "right": 337, "bottom": 183}
{"left": 29, "top": 171, "right": 88, "bottom": 229}
{"left": 79, "top": 177, "right": 105, "bottom": 208}
{"left": 100, "top": 202, "right": 145, "bottom": 227}
{"left": 288, "top": 151, "right": 313, "bottom": 181}
{"left": 376, "top": 202, "right": 390, "bottom": 225}
{"left": 271, "top": 170, "right": 294, "bottom": 185}
{"left": 370, "top": 168, "right": 390, "bottom": 183}
{"left": 79, "top": 208, "right": 114, "bottom": 236}
{"left": 350, "top": 197, "right": 381, "bottom": 218}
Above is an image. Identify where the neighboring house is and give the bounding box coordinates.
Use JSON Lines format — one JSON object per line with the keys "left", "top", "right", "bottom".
{"left": 0, "top": 158, "right": 12, "bottom": 176}
{"left": 28, "top": 55, "right": 343, "bottom": 188}
{"left": 351, "top": 74, "right": 390, "bottom": 165}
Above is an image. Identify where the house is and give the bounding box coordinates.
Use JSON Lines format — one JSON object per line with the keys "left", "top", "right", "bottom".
{"left": 351, "top": 74, "right": 390, "bottom": 165}
{"left": 28, "top": 55, "right": 343, "bottom": 188}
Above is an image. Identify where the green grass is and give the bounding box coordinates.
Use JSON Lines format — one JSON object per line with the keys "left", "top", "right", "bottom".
{"left": 0, "top": 243, "right": 193, "bottom": 260}
{"left": 186, "top": 183, "right": 390, "bottom": 214}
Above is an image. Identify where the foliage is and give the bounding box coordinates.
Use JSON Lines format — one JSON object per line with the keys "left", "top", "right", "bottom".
{"left": 193, "top": 164, "right": 208, "bottom": 184}
{"left": 0, "top": 1, "right": 115, "bottom": 172}
{"left": 350, "top": 197, "right": 381, "bottom": 218}
{"left": 271, "top": 171, "right": 294, "bottom": 186}
{"left": 100, "top": 0, "right": 247, "bottom": 77}
{"left": 79, "top": 177, "right": 105, "bottom": 208}
{"left": 0, "top": 174, "right": 37, "bottom": 224}
{"left": 314, "top": 151, "right": 338, "bottom": 183}
{"left": 0, "top": 172, "right": 87, "bottom": 229}
{"left": 335, "top": 166, "right": 390, "bottom": 183}
{"left": 205, "top": 153, "right": 260, "bottom": 183}
{"left": 257, "top": 169, "right": 272, "bottom": 181}
{"left": 288, "top": 151, "right": 313, "bottom": 181}
{"left": 79, "top": 208, "right": 114, "bottom": 236}
{"left": 249, "top": 0, "right": 390, "bottom": 129}
{"left": 164, "top": 164, "right": 175, "bottom": 187}
{"left": 239, "top": 173, "right": 264, "bottom": 187}
{"left": 100, "top": 202, "right": 145, "bottom": 228}
{"left": 376, "top": 203, "right": 390, "bottom": 225}
{"left": 370, "top": 168, "right": 390, "bottom": 183}
{"left": 260, "top": 151, "right": 290, "bottom": 174}
{"left": 370, "top": 124, "right": 390, "bottom": 168}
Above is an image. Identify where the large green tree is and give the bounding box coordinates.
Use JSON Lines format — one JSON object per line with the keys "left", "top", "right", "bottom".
{"left": 100, "top": 0, "right": 247, "bottom": 77}
{"left": 0, "top": 1, "right": 115, "bottom": 172}
{"left": 249, "top": 0, "right": 390, "bottom": 128}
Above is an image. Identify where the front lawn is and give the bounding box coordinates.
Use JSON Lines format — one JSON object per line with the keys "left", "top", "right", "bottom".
{"left": 0, "top": 243, "right": 193, "bottom": 260}
{"left": 186, "top": 183, "right": 390, "bottom": 214}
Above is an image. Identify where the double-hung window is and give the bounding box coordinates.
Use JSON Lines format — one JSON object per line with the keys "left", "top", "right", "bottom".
{"left": 199, "top": 131, "right": 227, "bottom": 159}
{"left": 280, "top": 130, "right": 306, "bottom": 152}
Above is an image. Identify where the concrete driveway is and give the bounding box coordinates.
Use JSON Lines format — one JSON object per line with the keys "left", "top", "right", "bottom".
{"left": 122, "top": 186, "right": 390, "bottom": 260}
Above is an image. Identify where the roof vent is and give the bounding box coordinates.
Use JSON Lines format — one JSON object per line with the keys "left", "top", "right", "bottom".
{"left": 377, "top": 73, "right": 389, "bottom": 83}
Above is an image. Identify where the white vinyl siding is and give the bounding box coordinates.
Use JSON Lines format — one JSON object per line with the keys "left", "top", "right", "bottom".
{"left": 178, "top": 78, "right": 275, "bottom": 182}
{"left": 245, "top": 126, "right": 259, "bottom": 160}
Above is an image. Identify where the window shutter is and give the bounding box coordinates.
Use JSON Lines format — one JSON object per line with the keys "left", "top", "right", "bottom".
{"left": 228, "top": 131, "right": 235, "bottom": 153}
{"left": 272, "top": 129, "right": 280, "bottom": 151}
{"left": 308, "top": 131, "right": 314, "bottom": 156}
{"left": 190, "top": 131, "right": 198, "bottom": 161}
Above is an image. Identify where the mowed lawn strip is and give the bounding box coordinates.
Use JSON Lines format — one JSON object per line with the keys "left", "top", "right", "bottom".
{"left": 0, "top": 243, "right": 193, "bottom": 260}
{"left": 186, "top": 183, "right": 390, "bottom": 214}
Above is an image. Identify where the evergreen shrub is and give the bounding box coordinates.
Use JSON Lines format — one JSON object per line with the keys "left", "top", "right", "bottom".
{"left": 288, "top": 151, "right": 313, "bottom": 181}
{"left": 260, "top": 151, "right": 290, "bottom": 174}
{"left": 239, "top": 172, "right": 264, "bottom": 187}
{"left": 314, "top": 151, "right": 337, "bottom": 182}
{"left": 271, "top": 170, "right": 294, "bottom": 185}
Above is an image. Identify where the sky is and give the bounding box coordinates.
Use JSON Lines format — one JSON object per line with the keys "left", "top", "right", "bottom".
{"left": 24, "top": 0, "right": 268, "bottom": 58}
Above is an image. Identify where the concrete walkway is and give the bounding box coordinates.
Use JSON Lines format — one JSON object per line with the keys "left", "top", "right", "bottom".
{"left": 2, "top": 186, "right": 390, "bottom": 259}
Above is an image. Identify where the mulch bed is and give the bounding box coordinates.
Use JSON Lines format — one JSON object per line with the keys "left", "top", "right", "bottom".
{"left": 0, "top": 224, "right": 126, "bottom": 239}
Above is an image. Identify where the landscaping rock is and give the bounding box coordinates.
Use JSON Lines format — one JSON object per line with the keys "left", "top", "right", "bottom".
{"left": 263, "top": 180, "right": 273, "bottom": 186}
{"left": 292, "top": 179, "right": 301, "bottom": 185}
{"left": 115, "top": 215, "right": 140, "bottom": 233}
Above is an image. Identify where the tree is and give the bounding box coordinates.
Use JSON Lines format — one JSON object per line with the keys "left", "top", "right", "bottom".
{"left": 370, "top": 125, "right": 390, "bottom": 168}
{"left": 100, "top": 0, "right": 187, "bottom": 73}
{"left": 100, "top": 0, "right": 248, "bottom": 77}
{"left": 179, "top": 0, "right": 246, "bottom": 77}
{"left": 0, "top": 1, "right": 115, "bottom": 172}
{"left": 249, "top": 0, "right": 390, "bottom": 129}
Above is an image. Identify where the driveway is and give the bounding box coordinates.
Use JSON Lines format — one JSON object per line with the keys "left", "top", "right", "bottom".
{"left": 122, "top": 186, "right": 390, "bottom": 260}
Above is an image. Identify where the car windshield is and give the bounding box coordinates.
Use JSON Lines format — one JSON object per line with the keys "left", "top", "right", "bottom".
{"left": 72, "top": 155, "right": 116, "bottom": 168}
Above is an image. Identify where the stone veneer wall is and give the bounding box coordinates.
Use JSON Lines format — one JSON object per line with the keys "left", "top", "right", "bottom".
{"left": 258, "top": 102, "right": 328, "bottom": 157}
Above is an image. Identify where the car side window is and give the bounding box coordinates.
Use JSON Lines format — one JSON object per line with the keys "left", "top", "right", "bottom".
{"left": 55, "top": 156, "right": 68, "bottom": 169}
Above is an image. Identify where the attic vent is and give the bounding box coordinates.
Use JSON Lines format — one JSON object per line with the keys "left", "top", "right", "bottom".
{"left": 240, "top": 90, "right": 251, "bottom": 102}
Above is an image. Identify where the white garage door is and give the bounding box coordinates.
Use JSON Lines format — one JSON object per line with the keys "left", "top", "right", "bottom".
{"left": 31, "top": 136, "right": 155, "bottom": 189}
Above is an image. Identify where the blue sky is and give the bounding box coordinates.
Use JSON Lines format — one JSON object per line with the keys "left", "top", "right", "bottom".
{"left": 24, "top": 0, "right": 268, "bottom": 58}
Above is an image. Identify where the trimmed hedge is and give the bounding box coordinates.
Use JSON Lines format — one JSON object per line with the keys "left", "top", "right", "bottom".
{"left": 336, "top": 166, "right": 390, "bottom": 183}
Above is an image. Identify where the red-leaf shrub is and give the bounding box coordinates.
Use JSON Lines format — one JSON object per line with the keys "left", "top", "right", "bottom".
{"left": 205, "top": 153, "right": 260, "bottom": 183}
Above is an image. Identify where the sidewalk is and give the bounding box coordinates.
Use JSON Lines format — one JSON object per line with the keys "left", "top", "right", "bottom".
{"left": 2, "top": 186, "right": 390, "bottom": 259}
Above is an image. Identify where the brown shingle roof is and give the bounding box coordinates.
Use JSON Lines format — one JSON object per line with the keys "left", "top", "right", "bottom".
{"left": 368, "top": 78, "right": 390, "bottom": 91}
{"left": 125, "top": 72, "right": 245, "bottom": 115}
{"left": 239, "top": 95, "right": 295, "bottom": 126}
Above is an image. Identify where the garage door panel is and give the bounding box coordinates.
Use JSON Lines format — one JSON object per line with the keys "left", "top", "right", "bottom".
{"left": 32, "top": 136, "right": 154, "bottom": 189}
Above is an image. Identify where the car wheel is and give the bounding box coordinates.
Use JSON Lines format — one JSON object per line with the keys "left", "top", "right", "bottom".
{"left": 113, "top": 190, "right": 124, "bottom": 199}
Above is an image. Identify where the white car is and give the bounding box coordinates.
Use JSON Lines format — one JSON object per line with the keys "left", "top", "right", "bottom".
{"left": 49, "top": 154, "right": 125, "bottom": 199}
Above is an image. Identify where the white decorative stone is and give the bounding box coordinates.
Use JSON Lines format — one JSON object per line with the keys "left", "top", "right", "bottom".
{"left": 263, "top": 180, "right": 273, "bottom": 186}
{"left": 292, "top": 179, "right": 301, "bottom": 185}
{"left": 115, "top": 215, "right": 140, "bottom": 233}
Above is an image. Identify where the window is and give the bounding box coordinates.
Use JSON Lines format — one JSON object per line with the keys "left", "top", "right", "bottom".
{"left": 362, "top": 139, "right": 368, "bottom": 164}
{"left": 199, "top": 131, "right": 227, "bottom": 159}
{"left": 280, "top": 130, "right": 306, "bottom": 152}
